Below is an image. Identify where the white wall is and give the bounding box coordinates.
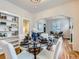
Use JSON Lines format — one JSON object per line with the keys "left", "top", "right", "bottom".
{"left": 0, "top": 0, "right": 33, "bottom": 40}
{"left": 46, "top": 19, "right": 52, "bottom": 34}
{"left": 35, "top": 0, "right": 79, "bottom": 51}
{"left": 30, "top": 18, "right": 46, "bottom": 33}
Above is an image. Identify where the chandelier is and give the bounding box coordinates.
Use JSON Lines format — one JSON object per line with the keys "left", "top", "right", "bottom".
{"left": 31, "top": 0, "right": 44, "bottom": 4}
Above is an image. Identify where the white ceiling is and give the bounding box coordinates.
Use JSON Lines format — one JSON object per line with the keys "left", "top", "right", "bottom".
{"left": 6, "top": 0, "right": 75, "bottom": 14}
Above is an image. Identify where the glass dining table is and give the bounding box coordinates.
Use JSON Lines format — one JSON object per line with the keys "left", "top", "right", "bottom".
{"left": 20, "top": 40, "right": 49, "bottom": 59}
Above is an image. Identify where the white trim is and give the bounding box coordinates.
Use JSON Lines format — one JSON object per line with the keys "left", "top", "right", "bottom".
{"left": 0, "top": 10, "right": 20, "bottom": 17}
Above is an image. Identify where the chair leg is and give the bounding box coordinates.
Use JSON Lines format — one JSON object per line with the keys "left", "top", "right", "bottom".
{"left": 65, "top": 54, "right": 68, "bottom": 59}
{"left": 65, "top": 54, "right": 70, "bottom": 59}
{"left": 64, "top": 54, "right": 67, "bottom": 59}
{"left": 67, "top": 55, "right": 70, "bottom": 59}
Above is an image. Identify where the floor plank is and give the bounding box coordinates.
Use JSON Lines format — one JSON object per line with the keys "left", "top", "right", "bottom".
{"left": 0, "top": 54, "right": 5, "bottom": 59}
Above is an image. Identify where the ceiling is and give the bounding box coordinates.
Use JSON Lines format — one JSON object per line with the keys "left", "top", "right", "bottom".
{"left": 6, "top": 0, "right": 75, "bottom": 14}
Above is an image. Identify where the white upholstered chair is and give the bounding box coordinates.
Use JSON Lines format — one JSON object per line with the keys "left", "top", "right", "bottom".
{"left": 0, "top": 40, "right": 33, "bottom": 59}
{"left": 37, "top": 37, "right": 63, "bottom": 59}
{"left": 40, "top": 33, "right": 49, "bottom": 40}
{"left": 0, "top": 40, "right": 17, "bottom": 59}
{"left": 53, "top": 37, "right": 63, "bottom": 59}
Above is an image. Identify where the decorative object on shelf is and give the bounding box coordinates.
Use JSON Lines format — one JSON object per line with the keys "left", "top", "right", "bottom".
{"left": 8, "top": 26, "right": 12, "bottom": 31}
{"left": 0, "top": 22, "right": 6, "bottom": 25}
{"left": 0, "top": 15, "right": 7, "bottom": 19}
{"left": 0, "top": 33, "right": 7, "bottom": 37}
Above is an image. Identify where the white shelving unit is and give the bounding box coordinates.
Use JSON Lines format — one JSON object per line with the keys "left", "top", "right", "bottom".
{"left": 0, "top": 12, "right": 19, "bottom": 49}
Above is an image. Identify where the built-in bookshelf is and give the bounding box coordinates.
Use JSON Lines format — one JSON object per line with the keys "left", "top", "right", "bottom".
{"left": 0, "top": 12, "right": 19, "bottom": 49}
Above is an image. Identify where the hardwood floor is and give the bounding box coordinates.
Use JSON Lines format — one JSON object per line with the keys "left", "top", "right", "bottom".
{"left": 60, "top": 39, "right": 79, "bottom": 59}
{"left": 0, "top": 54, "right": 5, "bottom": 59}
{"left": 15, "top": 47, "right": 22, "bottom": 54}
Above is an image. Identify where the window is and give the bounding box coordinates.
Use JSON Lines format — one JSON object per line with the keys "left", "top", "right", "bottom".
{"left": 52, "top": 19, "right": 69, "bottom": 33}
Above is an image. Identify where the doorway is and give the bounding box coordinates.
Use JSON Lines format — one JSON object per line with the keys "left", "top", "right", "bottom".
{"left": 46, "top": 16, "right": 73, "bottom": 43}
{"left": 23, "top": 19, "right": 30, "bottom": 36}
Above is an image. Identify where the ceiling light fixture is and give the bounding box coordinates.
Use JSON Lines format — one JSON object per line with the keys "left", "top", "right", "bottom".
{"left": 31, "top": 0, "right": 44, "bottom": 4}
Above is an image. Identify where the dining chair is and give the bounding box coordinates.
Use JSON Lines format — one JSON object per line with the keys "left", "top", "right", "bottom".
{"left": 53, "top": 37, "right": 63, "bottom": 59}
{"left": 0, "top": 40, "right": 17, "bottom": 59}
{"left": 37, "top": 37, "right": 63, "bottom": 59}
{"left": 0, "top": 40, "right": 33, "bottom": 59}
